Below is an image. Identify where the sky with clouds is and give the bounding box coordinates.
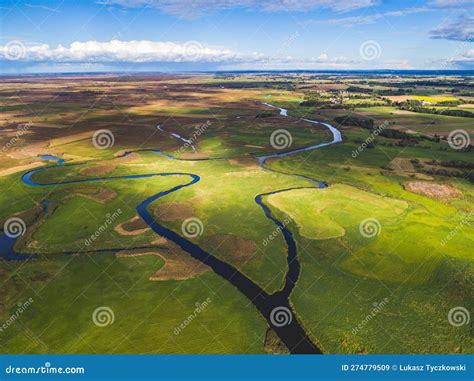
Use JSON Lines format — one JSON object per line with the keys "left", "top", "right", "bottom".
{"left": 0, "top": 0, "right": 472, "bottom": 73}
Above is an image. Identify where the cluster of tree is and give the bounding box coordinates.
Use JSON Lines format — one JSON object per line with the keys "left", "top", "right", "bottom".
{"left": 427, "top": 160, "right": 474, "bottom": 169}
{"left": 397, "top": 100, "right": 474, "bottom": 118}
{"left": 334, "top": 115, "right": 422, "bottom": 140}
{"left": 206, "top": 81, "right": 293, "bottom": 90}
{"left": 334, "top": 115, "right": 374, "bottom": 129}
{"left": 436, "top": 100, "right": 464, "bottom": 106}
{"left": 351, "top": 102, "right": 387, "bottom": 108}
{"left": 378, "top": 89, "right": 410, "bottom": 96}
{"left": 438, "top": 109, "right": 474, "bottom": 117}
{"left": 363, "top": 80, "right": 474, "bottom": 89}
{"left": 214, "top": 75, "right": 236, "bottom": 80}
{"left": 300, "top": 100, "right": 328, "bottom": 107}
{"left": 421, "top": 167, "right": 473, "bottom": 183}
{"left": 353, "top": 138, "right": 377, "bottom": 148}
{"left": 346, "top": 86, "right": 411, "bottom": 96}
{"left": 410, "top": 159, "right": 423, "bottom": 169}
{"left": 299, "top": 101, "right": 349, "bottom": 109}
{"left": 377, "top": 129, "right": 434, "bottom": 142}
{"left": 453, "top": 90, "right": 474, "bottom": 97}
{"left": 380, "top": 140, "right": 430, "bottom": 148}
{"left": 301, "top": 89, "right": 387, "bottom": 109}
{"left": 410, "top": 158, "right": 474, "bottom": 183}
{"left": 335, "top": 114, "right": 443, "bottom": 150}
{"left": 377, "top": 129, "right": 412, "bottom": 139}
{"left": 255, "top": 111, "right": 274, "bottom": 118}
{"left": 346, "top": 86, "right": 373, "bottom": 94}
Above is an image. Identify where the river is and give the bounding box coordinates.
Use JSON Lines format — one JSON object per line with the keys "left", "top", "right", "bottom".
{"left": 2, "top": 103, "right": 342, "bottom": 354}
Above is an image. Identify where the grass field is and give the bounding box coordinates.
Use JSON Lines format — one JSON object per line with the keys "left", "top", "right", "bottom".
{"left": 263, "top": 107, "right": 473, "bottom": 352}
{"left": 1, "top": 253, "right": 267, "bottom": 353}
{"left": 1, "top": 73, "right": 472, "bottom": 354}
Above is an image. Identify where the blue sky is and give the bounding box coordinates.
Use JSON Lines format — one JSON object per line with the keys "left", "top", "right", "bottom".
{"left": 0, "top": 0, "right": 472, "bottom": 73}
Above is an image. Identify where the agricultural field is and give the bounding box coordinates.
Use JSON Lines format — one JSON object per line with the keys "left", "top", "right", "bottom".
{"left": 0, "top": 73, "right": 472, "bottom": 355}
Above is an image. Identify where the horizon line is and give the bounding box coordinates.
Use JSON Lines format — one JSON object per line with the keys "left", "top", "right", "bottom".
{"left": 1, "top": 69, "right": 473, "bottom": 77}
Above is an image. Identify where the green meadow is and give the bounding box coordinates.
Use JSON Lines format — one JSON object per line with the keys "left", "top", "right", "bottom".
{"left": 1, "top": 74, "right": 472, "bottom": 354}
{"left": 264, "top": 110, "right": 473, "bottom": 353}
{"left": 2, "top": 253, "right": 266, "bottom": 353}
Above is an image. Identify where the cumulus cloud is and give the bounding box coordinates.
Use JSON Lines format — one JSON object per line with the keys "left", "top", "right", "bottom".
{"left": 0, "top": 39, "right": 365, "bottom": 70}
{"left": 429, "top": 16, "right": 474, "bottom": 41}
{"left": 0, "top": 40, "right": 262, "bottom": 63}
{"left": 99, "top": 0, "right": 379, "bottom": 17}
{"left": 450, "top": 49, "right": 474, "bottom": 67}
{"left": 314, "top": 7, "right": 430, "bottom": 26}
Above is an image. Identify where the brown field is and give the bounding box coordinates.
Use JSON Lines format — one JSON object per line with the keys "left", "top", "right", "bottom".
{"left": 69, "top": 186, "right": 118, "bottom": 203}
{"left": 404, "top": 181, "right": 462, "bottom": 201}
{"left": 153, "top": 202, "right": 196, "bottom": 222}
{"left": 115, "top": 216, "right": 151, "bottom": 236}
{"left": 117, "top": 249, "right": 210, "bottom": 281}
{"left": 205, "top": 234, "right": 257, "bottom": 266}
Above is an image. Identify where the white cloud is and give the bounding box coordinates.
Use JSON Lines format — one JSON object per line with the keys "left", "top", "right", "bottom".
{"left": 430, "top": 16, "right": 474, "bottom": 41}
{"left": 25, "top": 3, "right": 61, "bottom": 13}
{"left": 5, "top": 38, "right": 467, "bottom": 70}
{"left": 450, "top": 49, "right": 474, "bottom": 66}
{"left": 313, "top": 7, "right": 431, "bottom": 26}
{"left": 0, "top": 40, "right": 261, "bottom": 63}
{"left": 428, "top": 0, "right": 473, "bottom": 9}
{"left": 0, "top": 38, "right": 365, "bottom": 70}
{"left": 225, "top": 54, "right": 358, "bottom": 70}
{"left": 99, "top": 0, "right": 379, "bottom": 18}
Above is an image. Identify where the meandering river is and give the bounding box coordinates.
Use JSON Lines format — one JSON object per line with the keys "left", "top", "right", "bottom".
{"left": 2, "top": 103, "right": 341, "bottom": 354}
